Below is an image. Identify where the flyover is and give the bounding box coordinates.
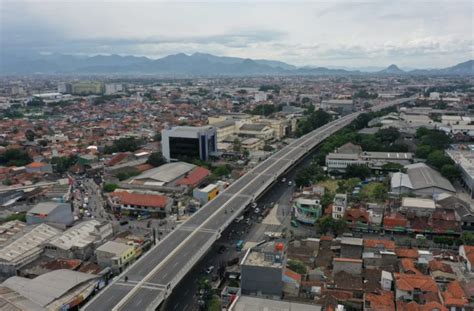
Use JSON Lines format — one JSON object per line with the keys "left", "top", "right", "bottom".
{"left": 83, "top": 98, "right": 412, "bottom": 311}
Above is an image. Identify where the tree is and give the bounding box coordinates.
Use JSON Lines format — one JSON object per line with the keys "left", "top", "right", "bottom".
{"left": 25, "top": 129, "right": 35, "bottom": 142}
{"left": 287, "top": 259, "right": 307, "bottom": 274}
{"left": 0, "top": 149, "right": 32, "bottom": 167}
{"left": 415, "top": 145, "right": 432, "bottom": 159}
{"left": 146, "top": 152, "right": 166, "bottom": 167}
{"left": 233, "top": 138, "right": 241, "bottom": 153}
{"left": 332, "top": 219, "right": 347, "bottom": 237}
{"left": 372, "top": 183, "right": 388, "bottom": 202}
{"left": 441, "top": 164, "right": 460, "bottom": 181}
{"left": 427, "top": 150, "right": 453, "bottom": 170}
{"left": 345, "top": 164, "right": 371, "bottom": 180}
{"left": 375, "top": 127, "right": 400, "bottom": 144}
{"left": 317, "top": 216, "right": 334, "bottom": 235}
{"left": 51, "top": 155, "right": 78, "bottom": 174}
{"left": 103, "top": 137, "right": 143, "bottom": 154}
{"left": 213, "top": 164, "right": 232, "bottom": 177}
{"left": 103, "top": 183, "right": 119, "bottom": 192}
{"left": 153, "top": 132, "right": 162, "bottom": 142}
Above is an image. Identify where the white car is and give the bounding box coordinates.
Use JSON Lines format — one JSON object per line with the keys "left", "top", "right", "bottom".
{"left": 205, "top": 266, "right": 215, "bottom": 274}
{"left": 281, "top": 178, "right": 287, "bottom": 183}
{"left": 251, "top": 202, "right": 257, "bottom": 208}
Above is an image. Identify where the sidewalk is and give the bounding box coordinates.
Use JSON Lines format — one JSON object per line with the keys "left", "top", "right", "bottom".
{"left": 262, "top": 204, "right": 281, "bottom": 225}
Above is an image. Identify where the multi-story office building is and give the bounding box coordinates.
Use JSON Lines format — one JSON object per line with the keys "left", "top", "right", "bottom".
{"left": 161, "top": 126, "right": 217, "bottom": 162}
{"left": 71, "top": 82, "right": 104, "bottom": 95}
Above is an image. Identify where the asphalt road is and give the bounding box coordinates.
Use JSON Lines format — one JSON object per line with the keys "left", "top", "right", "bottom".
{"left": 83, "top": 99, "right": 412, "bottom": 311}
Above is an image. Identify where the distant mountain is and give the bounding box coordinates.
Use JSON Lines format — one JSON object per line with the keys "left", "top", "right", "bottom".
{"left": 0, "top": 51, "right": 472, "bottom": 76}
{"left": 378, "top": 64, "right": 405, "bottom": 75}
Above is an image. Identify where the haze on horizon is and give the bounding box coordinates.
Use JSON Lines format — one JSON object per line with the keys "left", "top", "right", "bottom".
{"left": 1, "top": 0, "right": 473, "bottom": 69}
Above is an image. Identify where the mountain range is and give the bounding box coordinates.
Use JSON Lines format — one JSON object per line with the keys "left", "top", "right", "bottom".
{"left": 1, "top": 52, "right": 472, "bottom": 76}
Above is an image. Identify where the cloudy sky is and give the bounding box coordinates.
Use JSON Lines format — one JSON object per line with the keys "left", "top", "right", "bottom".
{"left": 1, "top": 0, "right": 473, "bottom": 68}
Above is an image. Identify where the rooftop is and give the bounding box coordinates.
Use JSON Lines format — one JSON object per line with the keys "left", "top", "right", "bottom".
{"left": 402, "top": 197, "right": 436, "bottom": 210}
{"left": 2, "top": 269, "right": 98, "bottom": 307}
{"left": 47, "top": 220, "right": 103, "bottom": 250}
{"left": 96, "top": 240, "right": 131, "bottom": 256}
{"left": 110, "top": 191, "right": 168, "bottom": 209}
{"left": 0, "top": 224, "right": 61, "bottom": 263}
{"left": 131, "top": 162, "right": 195, "bottom": 184}
{"left": 230, "top": 295, "right": 320, "bottom": 311}
{"left": 28, "top": 202, "right": 70, "bottom": 216}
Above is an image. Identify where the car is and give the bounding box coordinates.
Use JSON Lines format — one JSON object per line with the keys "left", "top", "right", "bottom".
{"left": 281, "top": 178, "right": 287, "bottom": 183}
{"left": 245, "top": 218, "right": 251, "bottom": 224}
{"left": 254, "top": 208, "right": 261, "bottom": 214}
{"left": 218, "top": 245, "right": 226, "bottom": 254}
{"left": 250, "top": 202, "right": 257, "bottom": 208}
{"left": 415, "top": 234, "right": 426, "bottom": 240}
{"left": 205, "top": 266, "right": 215, "bottom": 274}
{"left": 288, "top": 181, "right": 293, "bottom": 186}
{"left": 120, "top": 220, "right": 129, "bottom": 226}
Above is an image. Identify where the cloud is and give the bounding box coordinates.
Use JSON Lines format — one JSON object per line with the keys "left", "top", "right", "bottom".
{"left": 0, "top": 0, "right": 472, "bottom": 67}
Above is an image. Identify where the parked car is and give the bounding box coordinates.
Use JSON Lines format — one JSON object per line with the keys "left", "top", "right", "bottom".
{"left": 227, "top": 258, "right": 239, "bottom": 266}
{"left": 205, "top": 266, "right": 215, "bottom": 274}
{"left": 120, "top": 220, "right": 129, "bottom": 226}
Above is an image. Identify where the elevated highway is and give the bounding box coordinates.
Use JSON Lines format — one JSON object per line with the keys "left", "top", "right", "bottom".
{"left": 83, "top": 98, "right": 412, "bottom": 311}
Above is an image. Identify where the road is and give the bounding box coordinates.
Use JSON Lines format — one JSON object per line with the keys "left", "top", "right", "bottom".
{"left": 83, "top": 98, "right": 412, "bottom": 311}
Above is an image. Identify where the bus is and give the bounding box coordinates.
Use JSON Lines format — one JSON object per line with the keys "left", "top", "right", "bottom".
{"left": 236, "top": 240, "right": 244, "bottom": 251}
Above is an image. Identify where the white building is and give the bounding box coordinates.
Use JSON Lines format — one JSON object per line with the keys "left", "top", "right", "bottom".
{"left": 0, "top": 224, "right": 61, "bottom": 276}
{"left": 254, "top": 91, "right": 267, "bottom": 102}
{"left": 44, "top": 220, "right": 113, "bottom": 260}
{"left": 400, "top": 197, "right": 436, "bottom": 217}
{"left": 105, "top": 83, "right": 123, "bottom": 95}
{"left": 332, "top": 194, "right": 348, "bottom": 219}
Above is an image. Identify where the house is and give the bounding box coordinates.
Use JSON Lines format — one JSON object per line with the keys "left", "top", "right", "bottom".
{"left": 442, "top": 280, "right": 468, "bottom": 310}
{"left": 96, "top": 241, "right": 136, "bottom": 274}
{"left": 332, "top": 194, "right": 348, "bottom": 219}
{"left": 25, "top": 162, "right": 53, "bottom": 174}
{"left": 394, "top": 273, "right": 439, "bottom": 303}
{"left": 333, "top": 258, "right": 363, "bottom": 276}
{"left": 293, "top": 197, "right": 322, "bottom": 225}
{"left": 459, "top": 245, "right": 474, "bottom": 272}
{"left": 108, "top": 191, "right": 172, "bottom": 218}
{"left": 401, "top": 197, "right": 436, "bottom": 217}
{"left": 340, "top": 237, "right": 363, "bottom": 259}
{"left": 428, "top": 260, "right": 456, "bottom": 284}
{"left": 365, "top": 291, "right": 395, "bottom": 311}
{"left": 240, "top": 242, "right": 285, "bottom": 297}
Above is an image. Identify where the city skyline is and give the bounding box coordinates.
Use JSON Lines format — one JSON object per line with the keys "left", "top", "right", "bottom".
{"left": 1, "top": 0, "right": 473, "bottom": 69}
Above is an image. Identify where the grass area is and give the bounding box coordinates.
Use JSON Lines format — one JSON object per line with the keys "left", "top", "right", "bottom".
{"left": 359, "top": 182, "right": 387, "bottom": 202}
{"left": 317, "top": 180, "right": 339, "bottom": 193}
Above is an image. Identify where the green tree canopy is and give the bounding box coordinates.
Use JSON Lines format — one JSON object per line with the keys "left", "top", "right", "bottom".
{"left": 146, "top": 152, "right": 166, "bottom": 167}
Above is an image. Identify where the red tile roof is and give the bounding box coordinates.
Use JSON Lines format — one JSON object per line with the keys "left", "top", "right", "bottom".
{"left": 110, "top": 191, "right": 168, "bottom": 209}
{"left": 396, "top": 248, "right": 420, "bottom": 259}
{"left": 400, "top": 258, "right": 422, "bottom": 275}
{"left": 364, "top": 239, "right": 396, "bottom": 251}
{"left": 175, "top": 167, "right": 210, "bottom": 187}
{"left": 384, "top": 213, "right": 408, "bottom": 229}
{"left": 394, "top": 273, "right": 438, "bottom": 293}
{"left": 106, "top": 152, "right": 129, "bottom": 166}
{"left": 27, "top": 162, "right": 47, "bottom": 168}
{"left": 428, "top": 260, "right": 454, "bottom": 274}
{"left": 397, "top": 301, "right": 448, "bottom": 311}
{"left": 442, "top": 280, "right": 468, "bottom": 307}
{"left": 365, "top": 291, "right": 395, "bottom": 311}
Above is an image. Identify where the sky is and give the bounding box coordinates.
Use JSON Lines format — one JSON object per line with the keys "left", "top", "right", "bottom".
{"left": 1, "top": 0, "right": 473, "bottom": 69}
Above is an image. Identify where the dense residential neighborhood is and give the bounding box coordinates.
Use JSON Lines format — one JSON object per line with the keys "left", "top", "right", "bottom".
{"left": 0, "top": 72, "right": 473, "bottom": 311}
